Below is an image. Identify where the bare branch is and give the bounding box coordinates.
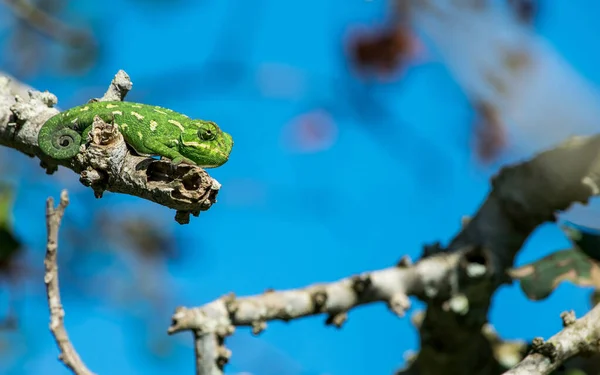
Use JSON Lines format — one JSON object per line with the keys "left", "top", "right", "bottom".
{"left": 170, "top": 133, "right": 600, "bottom": 374}
{"left": 503, "top": 307, "right": 600, "bottom": 374}
{"left": 405, "top": 133, "right": 600, "bottom": 375}
{"left": 396, "top": 314, "right": 528, "bottom": 374}
{"left": 0, "top": 70, "right": 35, "bottom": 98}
{"left": 168, "top": 250, "right": 473, "bottom": 375}
{"left": 168, "top": 252, "right": 461, "bottom": 334}
{"left": 44, "top": 190, "right": 95, "bottom": 375}
{"left": 0, "top": 70, "right": 221, "bottom": 224}
{"left": 92, "top": 69, "right": 133, "bottom": 103}
{"left": 193, "top": 331, "right": 230, "bottom": 375}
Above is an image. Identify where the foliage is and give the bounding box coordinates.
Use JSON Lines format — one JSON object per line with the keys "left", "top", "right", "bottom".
{"left": 510, "top": 222, "right": 600, "bottom": 301}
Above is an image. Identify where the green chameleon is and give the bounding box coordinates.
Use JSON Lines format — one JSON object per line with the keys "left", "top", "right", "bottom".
{"left": 38, "top": 101, "right": 234, "bottom": 168}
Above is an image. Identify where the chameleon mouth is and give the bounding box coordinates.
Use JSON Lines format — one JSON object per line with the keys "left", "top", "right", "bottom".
{"left": 191, "top": 132, "right": 233, "bottom": 167}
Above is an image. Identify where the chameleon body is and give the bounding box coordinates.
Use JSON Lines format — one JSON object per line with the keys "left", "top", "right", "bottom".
{"left": 38, "top": 101, "right": 233, "bottom": 168}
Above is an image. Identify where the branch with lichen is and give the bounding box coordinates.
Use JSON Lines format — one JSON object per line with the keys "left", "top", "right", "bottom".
{"left": 502, "top": 308, "right": 600, "bottom": 375}
{"left": 0, "top": 70, "right": 221, "bottom": 224}
{"left": 45, "top": 190, "right": 95, "bottom": 375}
{"left": 169, "top": 134, "right": 600, "bottom": 375}
{"left": 167, "top": 249, "right": 488, "bottom": 374}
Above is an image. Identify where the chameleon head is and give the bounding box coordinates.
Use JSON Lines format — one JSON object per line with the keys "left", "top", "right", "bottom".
{"left": 179, "top": 121, "right": 233, "bottom": 168}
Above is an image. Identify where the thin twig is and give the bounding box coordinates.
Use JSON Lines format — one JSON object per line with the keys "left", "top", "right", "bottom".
{"left": 2, "top": 0, "right": 93, "bottom": 47}
{"left": 44, "top": 190, "right": 95, "bottom": 375}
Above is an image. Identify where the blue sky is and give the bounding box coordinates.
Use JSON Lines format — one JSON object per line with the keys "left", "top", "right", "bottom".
{"left": 1, "top": 1, "right": 600, "bottom": 374}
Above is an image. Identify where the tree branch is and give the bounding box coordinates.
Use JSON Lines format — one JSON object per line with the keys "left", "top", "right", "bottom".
{"left": 44, "top": 190, "right": 95, "bottom": 375}
{"left": 396, "top": 311, "right": 529, "bottom": 374}
{"left": 0, "top": 70, "right": 221, "bottom": 224}
{"left": 169, "top": 134, "right": 600, "bottom": 374}
{"left": 404, "top": 134, "right": 600, "bottom": 375}
{"left": 193, "top": 331, "right": 229, "bottom": 375}
{"left": 167, "top": 248, "right": 489, "bottom": 375}
{"left": 168, "top": 253, "right": 454, "bottom": 335}
{"left": 503, "top": 308, "right": 600, "bottom": 374}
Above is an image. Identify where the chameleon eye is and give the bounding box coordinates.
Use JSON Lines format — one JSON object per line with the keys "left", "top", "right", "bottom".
{"left": 197, "top": 123, "right": 218, "bottom": 141}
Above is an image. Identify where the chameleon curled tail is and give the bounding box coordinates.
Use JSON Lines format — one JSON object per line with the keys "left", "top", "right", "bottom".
{"left": 37, "top": 114, "right": 86, "bottom": 160}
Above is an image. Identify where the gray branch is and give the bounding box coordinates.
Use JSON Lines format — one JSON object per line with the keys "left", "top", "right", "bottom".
{"left": 0, "top": 70, "right": 221, "bottom": 224}
{"left": 193, "top": 331, "right": 230, "bottom": 375}
{"left": 503, "top": 308, "right": 600, "bottom": 374}
{"left": 406, "top": 135, "right": 600, "bottom": 375}
{"left": 169, "top": 134, "right": 600, "bottom": 375}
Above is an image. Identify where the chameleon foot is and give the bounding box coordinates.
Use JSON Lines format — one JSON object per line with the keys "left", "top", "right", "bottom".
{"left": 171, "top": 157, "right": 196, "bottom": 166}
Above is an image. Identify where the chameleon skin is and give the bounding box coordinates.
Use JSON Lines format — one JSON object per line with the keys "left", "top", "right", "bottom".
{"left": 38, "top": 101, "right": 233, "bottom": 168}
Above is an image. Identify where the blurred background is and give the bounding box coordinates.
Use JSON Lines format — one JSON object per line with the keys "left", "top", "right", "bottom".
{"left": 0, "top": 0, "right": 600, "bottom": 374}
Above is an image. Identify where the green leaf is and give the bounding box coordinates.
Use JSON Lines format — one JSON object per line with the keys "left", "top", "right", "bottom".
{"left": 509, "top": 249, "right": 600, "bottom": 301}
{"left": 509, "top": 221, "right": 600, "bottom": 301}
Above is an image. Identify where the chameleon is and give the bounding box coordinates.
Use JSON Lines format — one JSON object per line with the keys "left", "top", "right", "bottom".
{"left": 37, "top": 101, "right": 234, "bottom": 168}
